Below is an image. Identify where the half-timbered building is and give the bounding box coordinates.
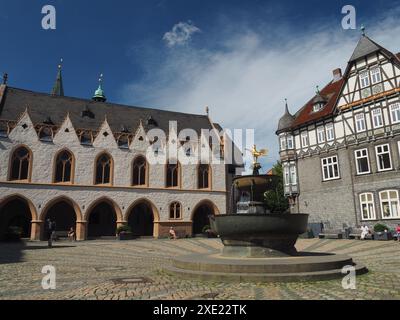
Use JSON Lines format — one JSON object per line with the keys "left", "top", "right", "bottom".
{"left": 277, "top": 33, "right": 400, "bottom": 230}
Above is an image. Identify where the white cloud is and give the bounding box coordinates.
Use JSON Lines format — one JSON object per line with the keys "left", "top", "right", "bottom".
{"left": 163, "top": 21, "right": 201, "bottom": 47}
{"left": 122, "top": 9, "right": 400, "bottom": 171}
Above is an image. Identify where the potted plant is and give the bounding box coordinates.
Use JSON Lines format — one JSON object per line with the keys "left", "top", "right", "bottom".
{"left": 373, "top": 223, "right": 393, "bottom": 241}
{"left": 4, "top": 226, "right": 23, "bottom": 242}
{"left": 117, "top": 225, "right": 133, "bottom": 241}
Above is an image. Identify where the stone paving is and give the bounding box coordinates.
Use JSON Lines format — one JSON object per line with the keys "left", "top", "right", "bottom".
{"left": 0, "top": 238, "right": 399, "bottom": 300}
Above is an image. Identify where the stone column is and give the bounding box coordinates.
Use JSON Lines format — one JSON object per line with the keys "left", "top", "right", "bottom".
{"left": 31, "top": 220, "right": 43, "bottom": 241}
{"left": 153, "top": 221, "right": 160, "bottom": 238}
{"left": 76, "top": 221, "right": 87, "bottom": 241}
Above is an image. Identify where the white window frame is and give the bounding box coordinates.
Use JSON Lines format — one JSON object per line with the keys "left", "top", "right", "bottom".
{"left": 379, "top": 190, "right": 400, "bottom": 220}
{"left": 390, "top": 103, "right": 400, "bottom": 124}
{"left": 359, "top": 71, "right": 370, "bottom": 88}
{"left": 326, "top": 124, "right": 335, "bottom": 142}
{"left": 280, "top": 136, "right": 286, "bottom": 151}
{"left": 290, "top": 164, "right": 297, "bottom": 186}
{"left": 375, "top": 144, "right": 392, "bottom": 172}
{"left": 372, "top": 108, "right": 383, "bottom": 128}
{"left": 360, "top": 193, "right": 376, "bottom": 221}
{"left": 321, "top": 155, "right": 340, "bottom": 181}
{"left": 301, "top": 132, "right": 309, "bottom": 148}
{"left": 283, "top": 165, "right": 290, "bottom": 186}
{"left": 370, "top": 67, "right": 382, "bottom": 85}
{"left": 317, "top": 127, "right": 325, "bottom": 144}
{"left": 355, "top": 148, "right": 370, "bottom": 175}
{"left": 355, "top": 113, "right": 366, "bottom": 133}
{"left": 287, "top": 135, "right": 294, "bottom": 149}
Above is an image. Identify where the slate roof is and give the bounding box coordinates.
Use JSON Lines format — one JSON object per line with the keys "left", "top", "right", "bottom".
{"left": 0, "top": 86, "right": 217, "bottom": 135}
{"left": 277, "top": 104, "right": 295, "bottom": 133}
{"left": 290, "top": 78, "right": 345, "bottom": 129}
{"left": 349, "top": 35, "right": 383, "bottom": 62}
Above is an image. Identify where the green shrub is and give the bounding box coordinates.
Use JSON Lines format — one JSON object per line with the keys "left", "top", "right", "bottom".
{"left": 374, "top": 223, "right": 389, "bottom": 233}
{"left": 117, "top": 225, "right": 132, "bottom": 234}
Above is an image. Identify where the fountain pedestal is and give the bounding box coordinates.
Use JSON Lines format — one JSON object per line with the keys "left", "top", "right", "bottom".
{"left": 165, "top": 172, "right": 368, "bottom": 282}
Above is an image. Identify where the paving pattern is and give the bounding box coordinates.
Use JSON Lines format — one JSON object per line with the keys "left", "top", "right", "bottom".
{"left": 0, "top": 238, "right": 399, "bottom": 300}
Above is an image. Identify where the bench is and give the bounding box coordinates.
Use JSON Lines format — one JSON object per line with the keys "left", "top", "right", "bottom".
{"left": 348, "top": 228, "right": 373, "bottom": 240}
{"left": 319, "top": 229, "right": 344, "bottom": 239}
{"left": 54, "top": 231, "right": 74, "bottom": 240}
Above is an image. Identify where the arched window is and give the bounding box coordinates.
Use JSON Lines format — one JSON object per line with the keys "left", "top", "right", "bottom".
{"left": 9, "top": 147, "right": 31, "bottom": 181}
{"left": 166, "top": 160, "right": 180, "bottom": 188}
{"left": 54, "top": 150, "right": 74, "bottom": 183}
{"left": 132, "top": 156, "right": 147, "bottom": 186}
{"left": 169, "top": 202, "right": 182, "bottom": 220}
{"left": 95, "top": 153, "right": 113, "bottom": 185}
{"left": 198, "top": 164, "right": 210, "bottom": 189}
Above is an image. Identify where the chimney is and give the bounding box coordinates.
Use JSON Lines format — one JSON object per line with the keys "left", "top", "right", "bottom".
{"left": 332, "top": 68, "right": 342, "bottom": 82}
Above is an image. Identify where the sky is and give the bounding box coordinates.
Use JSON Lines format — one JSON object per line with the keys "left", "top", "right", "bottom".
{"left": 1, "top": 0, "right": 400, "bottom": 170}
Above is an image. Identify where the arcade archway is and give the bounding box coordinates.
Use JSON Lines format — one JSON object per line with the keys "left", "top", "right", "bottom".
{"left": 192, "top": 202, "right": 217, "bottom": 235}
{"left": 87, "top": 201, "right": 118, "bottom": 238}
{"left": 0, "top": 197, "right": 33, "bottom": 240}
{"left": 127, "top": 201, "right": 155, "bottom": 237}
{"left": 41, "top": 198, "right": 80, "bottom": 240}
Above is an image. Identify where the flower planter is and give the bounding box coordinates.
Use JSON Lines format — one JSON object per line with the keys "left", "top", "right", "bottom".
{"left": 118, "top": 232, "right": 134, "bottom": 241}
{"left": 374, "top": 232, "right": 393, "bottom": 241}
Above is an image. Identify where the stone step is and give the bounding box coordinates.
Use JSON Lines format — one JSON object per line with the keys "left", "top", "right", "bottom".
{"left": 165, "top": 263, "right": 368, "bottom": 283}
{"left": 173, "top": 253, "right": 355, "bottom": 273}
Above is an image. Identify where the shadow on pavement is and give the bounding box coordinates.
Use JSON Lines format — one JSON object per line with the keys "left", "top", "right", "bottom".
{"left": 0, "top": 241, "right": 76, "bottom": 264}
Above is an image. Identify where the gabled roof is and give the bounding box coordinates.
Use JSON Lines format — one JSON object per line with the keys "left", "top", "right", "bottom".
{"left": 277, "top": 35, "right": 399, "bottom": 132}
{"left": 349, "top": 35, "right": 383, "bottom": 62}
{"left": 0, "top": 86, "right": 215, "bottom": 135}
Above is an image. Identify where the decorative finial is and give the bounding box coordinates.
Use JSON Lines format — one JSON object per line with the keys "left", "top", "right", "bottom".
{"left": 99, "top": 73, "right": 103, "bottom": 85}
{"left": 206, "top": 106, "right": 209, "bottom": 116}
{"left": 2, "top": 73, "right": 8, "bottom": 85}
{"left": 361, "top": 24, "right": 366, "bottom": 36}
{"left": 58, "top": 58, "right": 63, "bottom": 70}
{"left": 316, "top": 85, "right": 320, "bottom": 94}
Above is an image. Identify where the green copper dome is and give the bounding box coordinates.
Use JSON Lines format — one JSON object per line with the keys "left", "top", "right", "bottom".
{"left": 92, "top": 74, "right": 106, "bottom": 102}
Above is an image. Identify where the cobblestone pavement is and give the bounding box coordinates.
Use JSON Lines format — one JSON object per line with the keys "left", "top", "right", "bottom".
{"left": 0, "top": 238, "right": 399, "bottom": 300}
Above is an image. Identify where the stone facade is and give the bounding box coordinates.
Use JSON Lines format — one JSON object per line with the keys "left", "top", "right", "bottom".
{"left": 0, "top": 84, "right": 239, "bottom": 241}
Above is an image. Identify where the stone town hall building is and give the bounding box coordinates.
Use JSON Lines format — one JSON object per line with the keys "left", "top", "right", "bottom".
{"left": 0, "top": 68, "right": 241, "bottom": 241}
{"left": 277, "top": 33, "right": 400, "bottom": 230}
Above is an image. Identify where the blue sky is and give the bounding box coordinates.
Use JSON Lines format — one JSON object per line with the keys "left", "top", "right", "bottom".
{"left": 1, "top": 0, "right": 400, "bottom": 169}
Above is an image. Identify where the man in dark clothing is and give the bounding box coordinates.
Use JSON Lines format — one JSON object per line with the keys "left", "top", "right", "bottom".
{"left": 46, "top": 218, "right": 56, "bottom": 247}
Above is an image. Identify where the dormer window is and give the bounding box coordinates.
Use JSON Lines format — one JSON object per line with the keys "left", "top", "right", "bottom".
{"left": 81, "top": 106, "right": 95, "bottom": 119}
{"left": 147, "top": 116, "right": 158, "bottom": 127}
{"left": 313, "top": 104, "right": 323, "bottom": 112}
{"left": 312, "top": 88, "right": 327, "bottom": 113}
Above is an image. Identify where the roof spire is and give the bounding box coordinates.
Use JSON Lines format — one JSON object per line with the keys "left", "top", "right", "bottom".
{"left": 284, "top": 98, "right": 289, "bottom": 113}
{"left": 2, "top": 73, "right": 8, "bottom": 85}
{"left": 51, "top": 58, "right": 64, "bottom": 96}
{"left": 206, "top": 106, "right": 209, "bottom": 116}
{"left": 92, "top": 73, "right": 107, "bottom": 102}
{"left": 361, "top": 24, "right": 366, "bottom": 36}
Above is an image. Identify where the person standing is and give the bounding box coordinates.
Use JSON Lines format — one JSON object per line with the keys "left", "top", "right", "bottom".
{"left": 360, "top": 225, "right": 369, "bottom": 240}
{"left": 395, "top": 224, "right": 400, "bottom": 242}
